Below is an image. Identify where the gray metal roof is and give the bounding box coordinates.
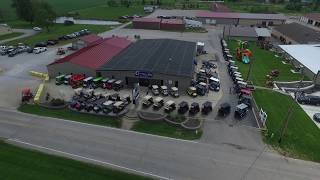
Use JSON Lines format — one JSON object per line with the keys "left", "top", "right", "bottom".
{"left": 98, "top": 39, "right": 196, "bottom": 77}
{"left": 274, "top": 23, "right": 320, "bottom": 44}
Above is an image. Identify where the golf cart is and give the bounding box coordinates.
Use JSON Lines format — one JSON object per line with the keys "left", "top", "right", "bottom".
{"left": 201, "top": 101, "right": 213, "bottom": 115}
{"left": 113, "top": 80, "right": 124, "bottom": 91}
{"left": 142, "top": 95, "right": 153, "bottom": 107}
{"left": 209, "top": 77, "right": 220, "bottom": 91}
{"left": 170, "top": 87, "right": 179, "bottom": 97}
{"left": 92, "top": 77, "right": 103, "bottom": 89}
{"left": 102, "top": 100, "right": 114, "bottom": 114}
{"left": 178, "top": 101, "right": 189, "bottom": 114}
{"left": 101, "top": 78, "right": 110, "bottom": 89}
{"left": 196, "top": 82, "right": 207, "bottom": 96}
{"left": 75, "top": 101, "right": 85, "bottom": 111}
{"left": 109, "top": 93, "right": 120, "bottom": 101}
{"left": 113, "top": 101, "right": 125, "bottom": 113}
{"left": 153, "top": 97, "right": 164, "bottom": 109}
{"left": 187, "top": 86, "right": 197, "bottom": 97}
{"left": 151, "top": 85, "right": 160, "bottom": 96}
{"left": 106, "top": 79, "right": 116, "bottom": 90}
{"left": 218, "top": 103, "right": 231, "bottom": 117}
{"left": 70, "top": 74, "right": 85, "bottom": 88}
{"left": 234, "top": 103, "right": 249, "bottom": 119}
{"left": 55, "top": 74, "right": 65, "bottom": 85}
{"left": 238, "top": 95, "right": 252, "bottom": 108}
{"left": 164, "top": 100, "right": 176, "bottom": 113}
{"left": 189, "top": 102, "right": 200, "bottom": 115}
{"left": 63, "top": 74, "right": 72, "bottom": 85}
{"left": 160, "top": 86, "right": 168, "bottom": 96}
{"left": 84, "top": 103, "right": 94, "bottom": 112}
{"left": 83, "top": 77, "right": 93, "bottom": 88}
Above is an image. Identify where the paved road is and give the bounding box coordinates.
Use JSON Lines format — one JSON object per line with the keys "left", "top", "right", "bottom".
{"left": 0, "top": 108, "right": 319, "bottom": 180}
{"left": 0, "top": 29, "right": 38, "bottom": 44}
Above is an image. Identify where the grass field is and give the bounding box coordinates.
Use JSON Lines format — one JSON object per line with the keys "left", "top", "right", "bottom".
{"left": 0, "top": 140, "right": 151, "bottom": 180}
{"left": 7, "top": 24, "right": 114, "bottom": 46}
{"left": 132, "top": 120, "right": 202, "bottom": 140}
{"left": 254, "top": 89, "right": 320, "bottom": 162}
{"left": 18, "top": 104, "right": 121, "bottom": 128}
{"left": 228, "top": 40, "right": 306, "bottom": 86}
{"left": 0, "top": 32, "right": 23, "bottom": 41}
{"left": 0, "top": 0, "right": 108, "bottom": 20}
{"left": 74, "top": 5, "right": 146, "bottom": 21}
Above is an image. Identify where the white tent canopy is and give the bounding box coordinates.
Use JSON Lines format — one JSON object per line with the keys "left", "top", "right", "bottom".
{"left": 279, "top": 44, "right": 320, "bottom": 74}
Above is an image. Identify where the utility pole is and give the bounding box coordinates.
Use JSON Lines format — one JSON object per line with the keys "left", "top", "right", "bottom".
{"left": 278, "top": 106, "right": 294, "bottom": 144}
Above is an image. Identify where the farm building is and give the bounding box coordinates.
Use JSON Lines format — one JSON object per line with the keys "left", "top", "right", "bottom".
{"left": 224, "top": 26, "right": 271, "bottom": 41}
{"left": 160, "top": 19, "right": 185, "bottom": 31}
{"left": 300, "top": 13, "right": 320, "bottom": 28}
{"left": 132, "top": 18, "right": 161, "bottom": 30}
{"left": 72, "top": 34, "right": 103, "bottom": 50}
{"left": 97, "top": 39, "right": 197, "bottom": 91}
{"left": 48, "top": 38, "right": 197, "bottom": 91}
{"left": 196, "top": 12, "right": 286, "bottom": 26}
{"left": 279, "top": 44, "right": 320, "bottom": 85}
{"left": 272, "top": 23, "right": 320, "bottom": 44}
{"left": 47, "top": 37, "right": 132, "bottom": 77}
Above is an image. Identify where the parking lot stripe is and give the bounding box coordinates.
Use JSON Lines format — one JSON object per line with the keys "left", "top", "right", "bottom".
{"left": 8, "top": 138, "right": 173, "bottom": 180}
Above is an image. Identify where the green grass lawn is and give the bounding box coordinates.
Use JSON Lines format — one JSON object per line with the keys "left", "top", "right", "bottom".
{"left": 254, "top": 89, "right": 320, "bottom": 162}
{"left": 0, "top": 32, "right": 23, "bottom": 41}
{"left": 74, "top": 5, "right": 146, "bottom": 21}
{"left": 18, "top": 104, "right": 121, "bottom": 128}
{"left": 0, "top": 140, "right": 151, "bottom": 180}
{"left": 7, "top": 24, "right": 114, "bottom": 46}
{"left": 228, "top": 40, "right": 306, "bottom": 86}
{"left": 132, "top": 120, "right": 202, "bottom": 140}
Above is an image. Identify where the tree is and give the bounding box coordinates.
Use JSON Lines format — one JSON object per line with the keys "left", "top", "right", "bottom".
{"left": 11, "top": 0, "right": 34, "bottom": 24}
{"left": 0, "top": 9, "right": 4, "bottom": 22}
{"left": 33, "top": 1, "right": 56, "bottom": 32}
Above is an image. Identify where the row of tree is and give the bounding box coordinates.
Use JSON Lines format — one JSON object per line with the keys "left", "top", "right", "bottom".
{"left": 11, "top": 0, "right": 56, "bottom": 31}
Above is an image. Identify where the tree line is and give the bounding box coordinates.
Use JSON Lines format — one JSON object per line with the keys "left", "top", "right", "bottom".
{"left": 11, "top": 0, "right": 56, "bottom": 31}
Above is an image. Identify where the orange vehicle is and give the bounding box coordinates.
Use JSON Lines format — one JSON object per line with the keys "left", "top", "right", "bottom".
{"left": 70, "top": 74, "right": 85, "bottom": 88}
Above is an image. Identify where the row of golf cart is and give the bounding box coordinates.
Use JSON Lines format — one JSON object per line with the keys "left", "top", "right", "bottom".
{"left": 70, "top": 88, "right": 131, "bottom": 115}
{"left": 221, "top": 39, "right": 253, "bottom": 119}
{"left": 141, "top": 95, "right": 213, "bottom": 115}
{"left": 150, "top": 85, "right": 179, "bottom": 97}
{"left": 56, "top": 74, "right": 124, "bottom": 91}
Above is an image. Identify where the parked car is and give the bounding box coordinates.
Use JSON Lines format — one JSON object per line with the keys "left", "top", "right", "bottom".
{"left": 313, "top": 113, "right": 320, "bottom": 123}
{"left": 47, "top": 39, "right": 58, "bottom": 46}
{"left": 297, "top": 95, "right": 320, "bottom": 106}
{"left": 33, "top": 47, "right": 47, "bottom": 54}
{"left": 33, "top": 27, "right": 42, "bottom": 31}
{"left": 35, "top": 42, "right": 47, "bottom": 47}
{"left": 151, "top": 85, "right": 160, "bottom": 96}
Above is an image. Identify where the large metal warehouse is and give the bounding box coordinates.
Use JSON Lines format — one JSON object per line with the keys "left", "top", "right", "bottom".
{"left": 97, "top": 39, "right": 197, "bottom": 91}
{"left": 196, "top": 12, "right": 286, "bottom": 26}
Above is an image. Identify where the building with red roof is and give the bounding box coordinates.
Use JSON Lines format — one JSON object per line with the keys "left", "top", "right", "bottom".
{"left": 196, "top": 11, "right": 286, "bottom": 26}
{"left": 72, "top": 34, "right": 103, "bottom": 50}
{"left": 160, "top": 19, "right": 185, "bottom": 31}
{"left": 47, "top": 36, "right": 132, "bottom": 77}
{"left": 132, "top": 18, "right": 161, "bottom": 30}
